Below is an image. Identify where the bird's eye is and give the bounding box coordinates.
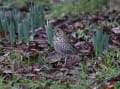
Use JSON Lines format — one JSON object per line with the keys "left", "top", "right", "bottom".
{"left": 57, "top": 29, "right": 60, "bottom": 33}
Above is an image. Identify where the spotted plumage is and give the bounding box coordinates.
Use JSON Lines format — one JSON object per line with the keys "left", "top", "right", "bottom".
{"left": 53, "top": 27, "right": 77, "bottom": 55}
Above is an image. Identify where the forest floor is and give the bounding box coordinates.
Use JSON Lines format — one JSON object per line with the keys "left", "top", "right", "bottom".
{"left": 0, "top": 1, "right": 120, "bottom": 89}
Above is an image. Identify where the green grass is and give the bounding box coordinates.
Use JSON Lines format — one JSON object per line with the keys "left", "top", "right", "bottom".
{"left": 76, "top": 29, "right": 90, "bottom": 40}
{"left": 0, "top": 49, "right": 119, "bottom": 89}
{"left": 0, "top": 0, "right": 107, "bottom": 18}
{"left": 0, "top": 0, "right": 119, "bottom": 89}
{"left": 47, "top": 0, "right": 107, "bottom": 18}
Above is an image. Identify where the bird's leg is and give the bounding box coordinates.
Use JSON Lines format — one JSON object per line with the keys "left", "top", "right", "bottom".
{"left": 63, "top": 55, "right": 68, "bottom": 67}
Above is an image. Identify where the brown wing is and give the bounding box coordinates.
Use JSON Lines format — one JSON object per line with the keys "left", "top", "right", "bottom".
{"left": 59, "top": 42, "right": 78, "bottom": 55}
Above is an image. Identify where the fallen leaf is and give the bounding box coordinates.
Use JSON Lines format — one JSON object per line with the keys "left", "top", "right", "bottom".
{"left": 112, "top": 26, "right": 120, "bottom": 34}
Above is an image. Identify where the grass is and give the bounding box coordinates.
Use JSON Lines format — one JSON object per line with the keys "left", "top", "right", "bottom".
{"left": 0, "top": 0, "right": 107, "bottom": 18}
{"left": 76, "top": 29, "right": 90, "bottom": 40}
{"left": 47, "top": 0, "right": 107, "bottom": 18}
{"left": 0, "top": 0, "right": 119, "bottom": 89}
{"left": 0, "top": 48, "right": 119, "bottom": 89}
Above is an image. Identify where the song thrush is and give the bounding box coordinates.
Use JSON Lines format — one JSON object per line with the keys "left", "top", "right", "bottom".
{"left": 53, "top": 27, "right": 78, "bottom": 55}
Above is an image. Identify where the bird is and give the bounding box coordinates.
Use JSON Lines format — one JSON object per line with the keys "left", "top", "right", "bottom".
{"left": 53, "top": 27, "right": 78, "bottom": 55}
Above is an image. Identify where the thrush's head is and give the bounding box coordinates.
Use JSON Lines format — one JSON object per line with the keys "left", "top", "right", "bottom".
{"left": 54, "top": 27, "right": 65, "bottom": 37}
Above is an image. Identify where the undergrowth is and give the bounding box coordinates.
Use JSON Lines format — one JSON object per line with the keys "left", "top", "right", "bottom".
{"left": 0, "top": 49, "right": 119, "bottom": 89}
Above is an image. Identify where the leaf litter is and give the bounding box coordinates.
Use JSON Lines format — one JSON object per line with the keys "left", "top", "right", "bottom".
{"left": 0, "top": 8, "right": 120, "bottom": 88}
